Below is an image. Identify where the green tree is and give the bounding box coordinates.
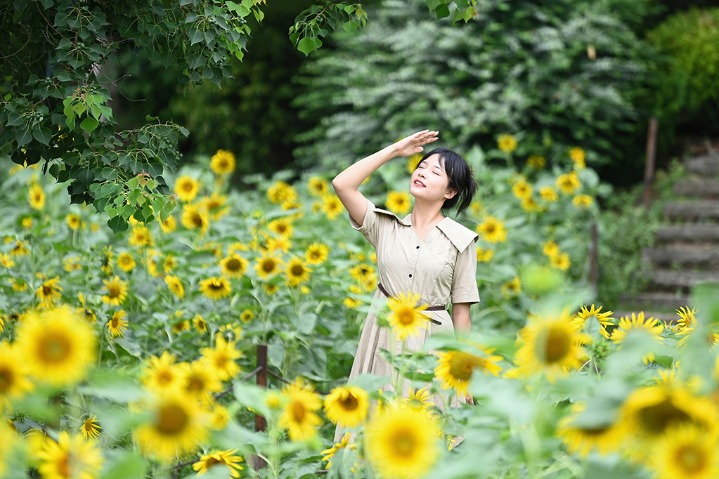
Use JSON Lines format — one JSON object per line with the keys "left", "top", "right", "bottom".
{"left": 0, "top": 0, "right": 368, "bottom": 232}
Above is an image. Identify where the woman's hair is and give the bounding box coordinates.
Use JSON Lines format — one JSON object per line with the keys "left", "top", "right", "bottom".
{"left": 415, "top": 147, "right": 477, "bottom": 215}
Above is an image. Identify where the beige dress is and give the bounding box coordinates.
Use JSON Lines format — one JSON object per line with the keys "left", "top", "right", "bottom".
{"left": 346, "top": 198, "right": 479, "bottom": 403}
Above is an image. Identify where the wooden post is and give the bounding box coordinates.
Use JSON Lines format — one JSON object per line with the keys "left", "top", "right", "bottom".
{"left": 641, "top": 117, "right": 658, "bottom": 208}
{"left": 252, "top": 344, "right": 268, "bottom": 470}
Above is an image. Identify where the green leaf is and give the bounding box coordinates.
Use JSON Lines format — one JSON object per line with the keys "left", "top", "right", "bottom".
{"left": 80, "top": 116, "right": 99, "bottom": 133}
{"left": 435, "top": 4, "right": 450, "bottom": 19}
{"left": 32, "top": 127, "right": 52, "bottom": 146}
{"left": 15, "top": 128, "right": 33, "bottom": 146}
{"left": 189, "top": 29, "right": 204, "bottom": 46}
{"left": 343, "top": 20, "right": 359, "bottom": 33}
{"left": 297, "top": 37, "right": 322, "bottom": 56}
{"left": 102, "top": 452, "right": 147, "bottom": 479}
{"left": 107, "top": 215, "right": 128, "bottom": 233}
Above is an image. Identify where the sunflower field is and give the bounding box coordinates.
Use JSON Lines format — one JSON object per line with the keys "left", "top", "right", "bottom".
{"left": 1, "top": 137, "right": 718, "bottom": 479}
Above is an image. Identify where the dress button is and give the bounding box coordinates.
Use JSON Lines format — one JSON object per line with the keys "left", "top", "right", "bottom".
{"left": 416, "top": 245, "right": 420, "bottom": 249}
{"left": 409, "top": 274, "right": 413, "bottom": 278}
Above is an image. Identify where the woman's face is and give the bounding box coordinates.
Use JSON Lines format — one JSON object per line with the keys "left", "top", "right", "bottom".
{"left": 409, "top": 154, "right": 455, "bottom": 203}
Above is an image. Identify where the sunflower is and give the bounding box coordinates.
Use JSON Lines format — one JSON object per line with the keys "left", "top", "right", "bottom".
{"left": 611, "top": 312, "right": 664, "bottom": 362}
{"left": 181, "top": 204, "right": 210, "bottom": 234}
{"left": 0, "top": 253, "right": 14, "bottom": 268}
{"left": 476, "top": 216, "right": 507, "bottom": 243}
{"left": 349, "top": 263, "right": 375, "bottom": 283}
{"left": 405, "top": 386, "right": 434, "bottom": 412}
{"left": 649, "top": 424, "right": 719, "bottom": 479}
{"left": 512, "top": 179, "right": 532, "bottom": 200}
{"left": 174, "top": 175, "right": 201, "bottom": 202}
{"left": 497, "top": 134, "right": 517, "bottom": 153}
{"left": 521, "top": 196, "right": 544, "bottom": 213}
{"left": 210, "top": 149, "right": 236, "bottom": 175}
{"left": 134, "top": 390, "right": 209, "bottom": 462}
{"left": 209, "top": 404, "right": 231, "bottom": 430}
{"left": 80, "top": 415, "right": 102, "bottom": 439}
{"left": 674, "top": 306, "right": 697, "bottom": 333}
{"left": 549, "top": 251, "right": 570, "bottom": 271}
{"left": 501, "top": 276, "right": 522, "bottom": 297}
{"left": 308, "top": 176, "right": 329, "bottom": 197}
{"left": 386, "top": 191, "right": 412, "bottom": 215}
{"left": 10, "top": 239, "right": 30, "bottom": 256}
{"left": 107, "top": 310, "right": 128, "bottom": 337}
{"left": 181, "top": 359, "right": 223, "bottom": 403}
{"left": 126, "top": 226, "right": 151, "bottom": 249}
{"left": 286, "top": 256, "right": 311, "bottom": 287}
{"left": 278, "top": 380, "right": 323, "bottom": 441}
{"left": 200, "top": 337, "right": 242, "bottom": 381}
{"left": 255, "top": 253, "right": 283, "bottom": 280}
{"left": 265, "top": 235, "right": 291, "bottom": 253}
{"left": 435, "top": 348, "right": 503, "bottom": 396}
{"left": 572, "top": 194, "right": 593, "bottom": 208}
{"left": 543, "top": 240, "right": 560, "bottom": 257}
{"left": 268, "top": 218, "right": 293, "bottom": 237}
{"left": 28, "top": 183, "right": 45, "bottom": 210}
{"left": 160, "top": 215, "right": 177, "bottom": 233}
{"left": 324, "top": 385, "right": 370, "bottom": 428}
{"left": 513, "top": 310, "right": 589, "bottom": 380}
{"left": 321, "top": 432, "right": 356, "bottom": 470}
{"left": 202, "top": 193, "right": 229, "bottom": 220}
{"left": 101, "top": 276, "right": 128, "bottom": 306}
{"left": 164, "top": 275, "right": 185, "bottom": 299}
{"left": 219, "top": 254, "right": 248, "bottom": 279}
{"left": 142, "top": 351, "right": 183, "bottom": 391}
{"left": 199, "top": 277, "right": 231, "bottom": 300}
{"left": 476, "top": 247, "right": 493, "bottom": 263}
{"left": 267, "top": 181, "right": 297, "bottom": 205}
{"left": 193, "top": 314, "right": 208, "bottom": 333}
{"left": 22, "top": 216, "right": 33, "bottom": 228}
{"left": 193, "top": 449, "right": 244, "bottom": 478}
{"left": 0, "top": 422, "right": 16, "bottom": 475}
{"left": 539, "top": 186, "right": 558, "bottom": 202}
{"left": 15, "top": 305, "right": 96, "bottom": 386}
{"left": 527, "top": 155, "right": 546, "bottom": 169}
{"left": 304, "top": 243, "right": 329, "bottom": 265}
{"left": 387, "top": 292, "right": 430, "bottom": 340}
{"left": 0, "top": 341, "right": 34, "bottom": 411}
{"left": 63, "top": 255, "right": 82, "bottom": 272}
{"left": 322, "top": 194, "right": 343, "bottom": 220}
{"left": 239, "top": 309, "right": 254, "bottom": 323}
{"left": 117, "top": 252, "right": 136, "bottom": 272}
{"left": 364, "top": 402, "right": 441, "bottom": 479}
{"left": 36, "top": 277, "right": 62, "bottom": 307}
{"left": 569, "top": 147, "right": 586, "bottom": 169}
{"left": 66, "top": 213, "right": 82, "bottom": 230}
{"left": 556, "top": 403, "right": 625, "bottom": 457}
{"left": 37, "top": 432, "right": 103, "bottom": 479}
{"left": 618, "top": 385, "right": 719, "bottom": 461}
{"left": 556, "top": 171, "right": 581, "bottom": 195}
{"left": 572, "top": 304, "right": 614, "bottom": 339}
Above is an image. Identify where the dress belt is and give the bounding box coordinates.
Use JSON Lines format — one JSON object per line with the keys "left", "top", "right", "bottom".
{"left": 377, "top": 283, "right": 444, "bottom": 325}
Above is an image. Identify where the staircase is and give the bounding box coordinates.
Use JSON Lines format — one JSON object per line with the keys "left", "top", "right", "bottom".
{"left": 620, "top": 153, "right": 719, "bottom": 320}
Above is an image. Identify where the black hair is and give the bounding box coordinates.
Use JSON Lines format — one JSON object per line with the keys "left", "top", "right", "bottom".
{"left": 415, "top": 147, "right": 477, "bottom": 215}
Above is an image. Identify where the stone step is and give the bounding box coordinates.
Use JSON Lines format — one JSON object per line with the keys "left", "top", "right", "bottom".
{"left": 674, "top": 178, "right": 719, "bottom": 199}
{"left": 619, "top": 292, "right": 692, "bottom": 311}
{"left": 643, "top": 245, "right": 719, "bottom": 269}
{"left": 685, "top": 154, "right": 719, "bottom": 176}
{"left": 654, "top": 224, "right": 719, "bottom": 244}
{"left": 664, "top": 200, "right": 719, "bottom": 222}
{"left": 649, "top": 270, "right": 719, "bottom": 293}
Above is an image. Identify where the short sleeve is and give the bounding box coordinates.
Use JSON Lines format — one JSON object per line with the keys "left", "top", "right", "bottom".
{"left": 349, "top": 198, "right": 380, "bottom": 248}
{"left": 451, "top": 238, "right": 480, "bottom": 304}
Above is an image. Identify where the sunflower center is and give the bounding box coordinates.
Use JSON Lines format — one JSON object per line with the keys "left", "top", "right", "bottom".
{"left": 192, "top": 214, "right": 203, "bottom": 227}
{"left": 187, "top": 376, "right": 205, "bottom": 392}
{"left": 226, "top": 259, "right": 242, "bottom": 271}
{"left": 39, "top": 333, "right": 71, "bottom": 363}
{"left": 340, "top": 394, "right": 359, "bottom": 412}
{"left": 206, "top": 457, "right": 222, "bottom": 467}
{"left": 108, "top": 285, "right": 121, "bottom": 298}
{"left": 209, "top": 281, "right": 224, "bottom": 291}
{"left": 214, "top": 353, "right": 229, "bottom": 369}
{"left": 310, "top": 251, "right": 320, "bottom": 260}
{"left": 391, "top": 428, "right": 416, "bottom": 458}
{"left": 675, "top": 444, "right": 706, "bottom": 473}
{"left": 291, "top": 264, "right": 305, "bottom": 277}
{"left": 542, "top": 326, "right": 571, "bottom": 364}
{"left": 0, "top": 367, "right": 14, "bottom": 393}
{"left": 262, "top": 260, "right": 276, "bottom": 273}
{"left": 397, "top": 308, "right": 416, "bottom": 326}
{"left": 57, "top": 453, "right": 71, "bottom": 478}
{"left": 42, "top": 285, "right": 55, "bottom": 296}
{"left": 182, "top": 183, "right": 194, "bottom": 192}
{"left": 448, "top": 353, "right": 478, "bottom": 381}
{"left": 637, "top": 398, "right": 691, "bottom": 434}
{"left": 110, "top": 318, "right": 120, "bottom": 328}
{"left": 291, "top": 400, "right": 306, "bottom": 422}
{"left": 156, "top": 403, "right": 189, "bottom": 435}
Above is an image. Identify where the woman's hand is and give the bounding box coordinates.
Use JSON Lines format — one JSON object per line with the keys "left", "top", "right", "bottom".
{"left": 392, "top": 130, "right": 439, "bottom": 157}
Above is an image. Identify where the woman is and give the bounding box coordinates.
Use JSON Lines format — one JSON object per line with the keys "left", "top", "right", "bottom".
{"left": 332, "top": 129, "right": 480, "bottom": 406}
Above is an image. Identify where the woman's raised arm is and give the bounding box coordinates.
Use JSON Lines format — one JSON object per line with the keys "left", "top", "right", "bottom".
{"left": 331, "top": 130, "right": 439, "bottom": 226}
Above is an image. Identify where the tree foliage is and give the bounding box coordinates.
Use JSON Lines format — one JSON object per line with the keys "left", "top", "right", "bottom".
{"left": 0, "top": 0, "right": 372, "bottom": 233}
{"left": 294, "top": 0, "right": 652, "bottom": 172}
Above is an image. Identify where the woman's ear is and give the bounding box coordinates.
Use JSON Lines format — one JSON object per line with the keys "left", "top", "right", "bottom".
{"left": 444, "top": 188, "right": 457, "bottom": 200}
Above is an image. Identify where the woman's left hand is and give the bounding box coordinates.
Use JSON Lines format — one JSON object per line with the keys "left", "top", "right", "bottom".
{"left": 391, "top": 130, "right": 439, "bottom": 157}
